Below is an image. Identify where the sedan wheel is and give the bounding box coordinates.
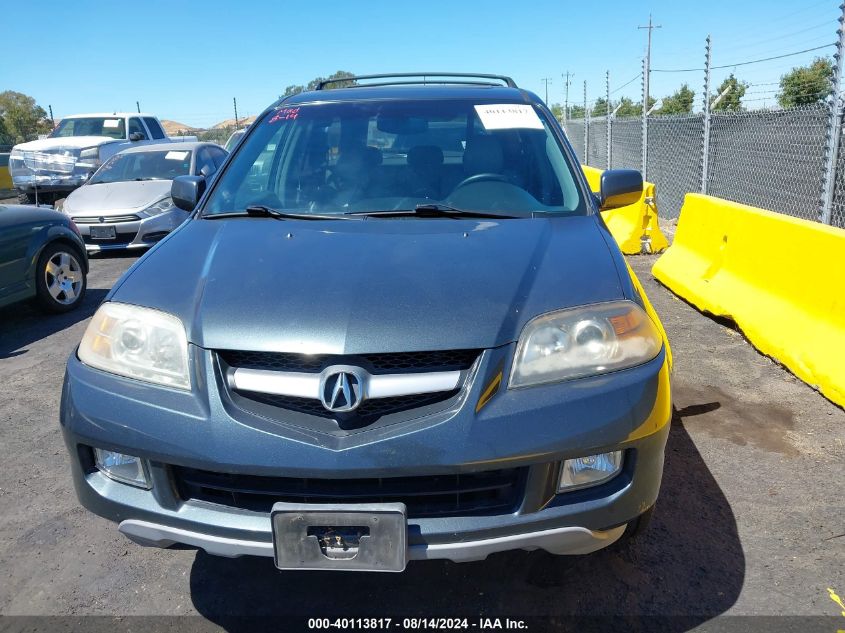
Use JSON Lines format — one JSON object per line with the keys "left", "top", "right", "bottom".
{"left": 35, "top": 244, "right": 87, "bottom": 313}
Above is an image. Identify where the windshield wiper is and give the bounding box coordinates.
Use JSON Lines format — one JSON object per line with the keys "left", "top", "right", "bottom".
{"left": 203, "top": 205, "right": 355, "bottom": 221}
{"left": 349, "top": 203, "right": 520, "bottom": 219}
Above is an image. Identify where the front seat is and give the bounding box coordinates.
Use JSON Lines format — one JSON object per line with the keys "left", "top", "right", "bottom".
{"left": 407, "top": 145, "right": 444, "bottom": 198}
{"left": 461, "top": 135, "right": 504, "bottom": 178}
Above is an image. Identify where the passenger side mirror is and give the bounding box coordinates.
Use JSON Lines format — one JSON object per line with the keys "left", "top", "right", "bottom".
{"left": 599, "top": 169, "right": 643, "bottom": 210}
{"left": 129, "top": 132, "right": 145, "bottom": 142}
{"left": 171, "top": 175, "right": 207, "bottom": 212}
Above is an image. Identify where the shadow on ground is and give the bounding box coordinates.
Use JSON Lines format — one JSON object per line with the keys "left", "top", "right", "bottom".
{"left": 188, "top": 411, "right": 745, "bottom": 631}
{"left": 0, "top": 288, "right": 108, "bottom": 358}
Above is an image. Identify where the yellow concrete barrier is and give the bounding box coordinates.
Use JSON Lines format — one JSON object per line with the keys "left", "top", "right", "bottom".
{"left": 0, "top": 153, "right": 12, "bottom": 191}
{"left": 652, "top": 193, "right": 845, "bottom": 407}
{"left": 582, "top": 165, "right": 669, "bottom": 255}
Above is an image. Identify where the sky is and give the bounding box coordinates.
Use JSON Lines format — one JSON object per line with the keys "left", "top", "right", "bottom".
{"left": 1, "top": 0, "right": 839, "bottom": 128}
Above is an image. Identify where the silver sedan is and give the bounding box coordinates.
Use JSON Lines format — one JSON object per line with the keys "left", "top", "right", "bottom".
{"left": 61, "top": 141, "right": 227, "bottom": 252}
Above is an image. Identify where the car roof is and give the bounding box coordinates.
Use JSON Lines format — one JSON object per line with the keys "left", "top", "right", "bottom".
{"left": 281, "top": 84, "right": 540, "bottom": 106}
{"left": 62, "top": 112, "right": 157, "bottom": 119}
{"left": 118, "top": 141, "right": 215, "bottom": 154}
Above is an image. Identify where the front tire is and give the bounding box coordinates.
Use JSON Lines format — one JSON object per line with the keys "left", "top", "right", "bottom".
{"left": 17, "top": 191, "right": 36, "bottom": 205}
{"left": 34, "top": 243, "right": 87, "bottom": 313}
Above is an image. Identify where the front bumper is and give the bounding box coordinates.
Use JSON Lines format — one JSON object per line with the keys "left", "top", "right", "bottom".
{"left": 60, "top": 345, "right": 672, "bottom": 562}
{"left": 71, "top": 210, "right": 187, "bottom": 251}
{"left": 12, "top": 172, "right": 89, "bottom": 195}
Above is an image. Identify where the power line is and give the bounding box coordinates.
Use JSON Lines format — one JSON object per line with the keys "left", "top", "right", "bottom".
{"left": 716, "top": 21, "right": 832, "bottom": 54}
{"left": 653, "top": 43, "right": 834, "bottom": 73}
{"left": 712, "top": 43, "right": 834, "bottom": 69}
{"left": 610, "top": 73, "right": 643, "bottom": 95}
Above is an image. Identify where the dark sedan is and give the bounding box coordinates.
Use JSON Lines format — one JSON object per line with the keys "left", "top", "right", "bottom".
{"left": 0, "top": 204, "right": 88, "bottom": 312}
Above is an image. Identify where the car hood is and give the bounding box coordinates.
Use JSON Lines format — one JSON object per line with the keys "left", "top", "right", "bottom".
{"left": 112, "top": 215, "right": 625, "bottom": 353}
{"left": 65, "top": 180, "right": 172, "bottom": 215}
{"left": 13, "top": 136, "right": 119, "bottom": 151}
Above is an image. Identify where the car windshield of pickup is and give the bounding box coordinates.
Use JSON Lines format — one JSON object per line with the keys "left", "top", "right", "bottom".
{"left": 202, "top": 99, "right": 586, "bottom": 217}
{"left": 51, "top": 117, "right": 127, "bottom": 140}
{"left": 89, "top": 149, "right": 193, "bottom": 184}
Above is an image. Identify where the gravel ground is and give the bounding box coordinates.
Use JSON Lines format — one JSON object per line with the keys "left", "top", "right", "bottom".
{"left": 0, "top": 228, "right": 843, "bottom": 630}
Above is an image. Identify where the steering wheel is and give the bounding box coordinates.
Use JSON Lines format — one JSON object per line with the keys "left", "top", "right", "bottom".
{"left": 453, "top": 173, "right": 508, "bottom": 190}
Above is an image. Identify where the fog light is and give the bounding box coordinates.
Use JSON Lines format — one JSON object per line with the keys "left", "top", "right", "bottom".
{"left": 93, "top": 448, "right": 150, "bottom": 489}
{"left": 558, "top": 451, "right": 622, "bottom": 492}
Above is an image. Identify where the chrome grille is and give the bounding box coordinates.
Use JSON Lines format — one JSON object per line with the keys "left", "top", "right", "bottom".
{"left": 72, "top": 214, "right": 141, "bottom": 224}
{"left": 218, "top": 349, "right": 480, "bottom": 375}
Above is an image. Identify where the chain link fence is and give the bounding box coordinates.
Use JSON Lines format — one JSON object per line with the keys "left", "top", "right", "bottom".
{"left": 563, "top": 104, "right": 845, "bottom": 229}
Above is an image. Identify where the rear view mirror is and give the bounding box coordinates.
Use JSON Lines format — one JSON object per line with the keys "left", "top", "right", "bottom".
{"left": 171, "top": 175, "right": 206, "bottom": 212}
{"left": 599, "top": 169, "right": 643, "bottom": 210}
{"left": 376, "top": 116, "right": 428, "bottom": 135}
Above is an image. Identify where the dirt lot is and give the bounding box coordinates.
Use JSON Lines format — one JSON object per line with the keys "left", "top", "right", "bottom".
{"left": 0, "top": 234, "right": 843, "bottom": 630}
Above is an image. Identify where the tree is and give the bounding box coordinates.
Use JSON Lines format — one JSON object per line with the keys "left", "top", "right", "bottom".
{"left": 591, "top": 97, "right": 610, "bottom": 117}
{"left": 282, "top": 84, "right": 304, "bottom": 97}
{"left": 307, "top": 70, "right": 357, "bottom": 91}
{"left": 569, "top": 104, "right": 586, "bottom": 119}
{"left": 659, "top": 84, "right": 695, "bottom": 114}
{"left": 0, "top": 116, "right": 12, "bottom": 147}
{"left": 778, "top": 57, "right": 833, "bottom": 108}
{"left": 549, "top": 103, "right": 564, "bottom": 119}
{"left": 613, "top": 96, "right": 655, "bottom": 118}
{"left": 0, "top": 91, "right": 50, "bottom": 143}
{"left": 712, "top": 74, "right": 747, "bottom": 112}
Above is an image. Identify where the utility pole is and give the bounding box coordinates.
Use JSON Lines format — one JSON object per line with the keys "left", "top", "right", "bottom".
{"left": 583, "top": 80, "right": 589, "bottom": 163}
{"left": 48, "top": 105, "right": 55, "bottom": 129}
{"left": 606, "top": 71, "right": 612, "bottom": 169}
{"left": 233, "top": 97, "right": 240, "bottom": 128}
{"left": 562, "top": 71, "right": 573, "bottom": 122}
{"left": 136, "top": 101, "right": 141, "bottom": 113}
{"left": 638, "top": 14, "right": 661, "bottom": 179}
{"left": 540, "top": 77, "right": 553, "bottom": 105}
{"left": 701, "top": 35, "right": 712, "bottom": 194}
{"left": 820, "top": 3, "right": 845, "bottom": 225}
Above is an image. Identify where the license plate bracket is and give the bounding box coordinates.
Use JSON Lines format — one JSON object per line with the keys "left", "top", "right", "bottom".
{"left": 271, "top": 502, "right": 407, "bottom": 572}
{"left": 90, "top": 225, "right": 116, "bottom": 240}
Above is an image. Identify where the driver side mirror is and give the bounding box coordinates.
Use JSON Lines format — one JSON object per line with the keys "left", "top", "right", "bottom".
{"left": 129, "top": 132, "right": 145, "bottom": 142}
{"left": 172, "top": 175, "right": 207, "bottom": 212}
{"left": 599, "top": 169, "right": 643, "bottom": 210}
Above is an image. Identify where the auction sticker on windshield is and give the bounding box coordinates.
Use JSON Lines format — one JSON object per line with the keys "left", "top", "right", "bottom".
{"left": 474, "top": 104, "right": 543, "bottom": 130}
{"left": 103, "top": 119, "right": 121, "bottom": 128}
{"left": 165, "top": 151, "right": 189, "bottom": 160}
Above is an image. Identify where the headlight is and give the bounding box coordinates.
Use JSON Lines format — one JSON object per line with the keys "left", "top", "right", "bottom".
{"left": 509, "top": 300, "right": 662, "bottom": 388}
{"left": 78, "top": 146, "right": 101, "bottom": 169}
{"left": 142, "top": 197, "right": 175, "bottom": 216}
{"left": 78, "top": 302, "right": 190, "bottom": 389}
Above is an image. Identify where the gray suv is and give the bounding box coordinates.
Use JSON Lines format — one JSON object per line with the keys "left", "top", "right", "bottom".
{"left": 61, "top": 73, "right": 672, "bottom": 572}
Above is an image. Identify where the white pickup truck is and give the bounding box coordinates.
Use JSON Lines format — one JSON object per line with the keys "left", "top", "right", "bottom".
{"left": 9, "top": 112, "right": 198, "bottom": 204}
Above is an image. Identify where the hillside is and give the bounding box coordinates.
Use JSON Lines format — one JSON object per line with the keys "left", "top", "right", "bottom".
{"left": 160, "top": 119, "right": 201, "bottom": 136}
{"left": 211, "top": 115, "right": 257, "bottom": 130}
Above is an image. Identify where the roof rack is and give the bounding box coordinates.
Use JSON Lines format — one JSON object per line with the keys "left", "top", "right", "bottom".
{"left": 315, "top": 73, "right": 518, "bottom": 90}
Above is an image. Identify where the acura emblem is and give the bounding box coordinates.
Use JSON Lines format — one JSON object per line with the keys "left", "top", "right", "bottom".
{"left": 320, "top": 368, "right": 364, "bottom": 413}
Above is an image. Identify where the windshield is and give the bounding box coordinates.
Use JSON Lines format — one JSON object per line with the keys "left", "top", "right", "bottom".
{"left": 203, "top": 100, "right": 585, "bottom": 217}
{"left": 89, "top": 149, "right": 193, "bottom": 184}
{"left": 224, "top": 130, "right": 245, "bottom": 152}
{"left": 51, "top": 117, "right": 126, "bottom": 140}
